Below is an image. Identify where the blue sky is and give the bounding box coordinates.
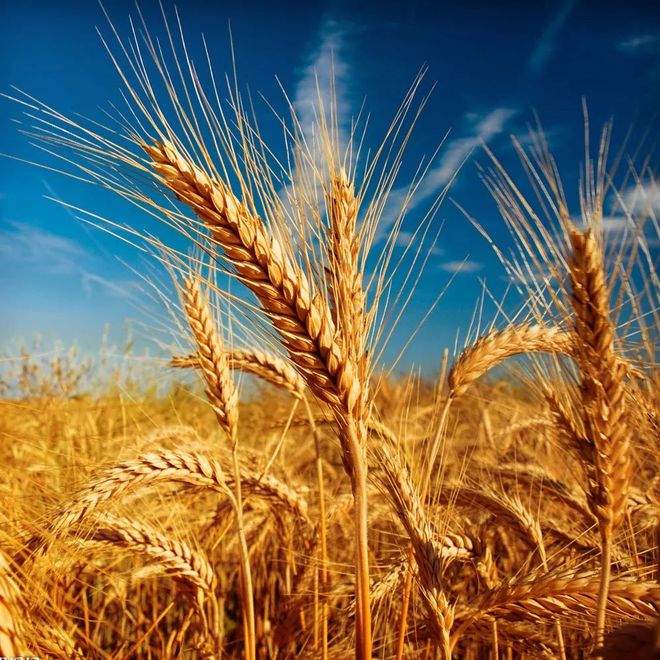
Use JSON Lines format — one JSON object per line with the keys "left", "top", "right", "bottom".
{"left": 1, "top": 0, "right": 658, "bottom": 369}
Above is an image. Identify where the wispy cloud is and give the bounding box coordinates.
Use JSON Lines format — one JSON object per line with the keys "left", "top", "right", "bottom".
{"left": 279, "top": 19, "right": 352, "bottom": 221}
{"left": 512, "top": 124, "right": 566, "bottom": 151}
{"left": 599, "top": 214, "right": 659, "bottom": 250}
{"left": 601, "top": 215, "right": 629, "bottom": 235}
{"left": 505, "top": 264, "right": 554, "bottom": 287}
{"left": 438, "top": 259, "right": 483, "bottom": 274}
{"left": 378, "top": 107, "right": 516, "bottom": 241}
{"left": 0, "top": 220, "right": 89, "bottom": 274}
{"left": 604, "top": 180, "right": 660, "bottom": 249}
{"left": 528, "top": 0, "right": 576, "bottom": 74}
{"left": 0, "top": 220, "right": 142, "bottom": 298}
{"left": 293, "top": 19, "right": 351, "bottom": 164}
{"left": 619, "top": 179, "right": 660, "bottom": 215}
{"left": 415, "top": 109, "right": 516, "bottom": 199}
{"left": 81, "top": 272, "right": 141, "bottom": 299}
{"left": 394, "top": 230, "right": 445, "bottom": 256}
{"left": 616, "top": 33, "right": 660, "bottom": 55}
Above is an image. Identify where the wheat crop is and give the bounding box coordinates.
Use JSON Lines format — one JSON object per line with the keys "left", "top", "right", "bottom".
{"left": 2, "top": 9, "right": 658, "bottom": 660}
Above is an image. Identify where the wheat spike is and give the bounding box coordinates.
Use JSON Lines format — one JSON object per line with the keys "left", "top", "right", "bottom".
{"left": 328, "top": 169, "right": 365, "bottom": 364}
{"left": 457, "top": 570, "right": 659, "bottom": 626}
{"left": 448, "top": 324, "right": 574, "bottom": 398}
{"left": 84, "top": 513, "right": 216, "bottom": 599}
{"left": 568, "top": 228, "right": 632, "bottom": 529}
{"left": 568, "top": 226, "right": 635, "bottom": 644}
{"left": 145, "top": 140, "right": 360, "bottom": 415}
{"left": 27, "top": 451, "right": 235, "bottom": 555}
{"left": 373, "top": 445, "right": 462, "bottom": 657}
{"left": 171, "top": 348, "right": 305, "bottom": 399}
{"left": 181, "top": 277, "right": 239, "bottom": 441}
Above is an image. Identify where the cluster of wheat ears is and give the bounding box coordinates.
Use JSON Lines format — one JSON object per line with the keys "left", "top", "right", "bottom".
{"left": 1, "top": 10, "right": 658, "bottom": 660}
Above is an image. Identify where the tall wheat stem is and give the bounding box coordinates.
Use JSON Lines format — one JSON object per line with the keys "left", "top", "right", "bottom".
{"left": 328, "top": 169, "right": 371, "bottom": 658}
{"left": 395, "top": 547, "right": 415, "bottom": 660}
{"left": 181, "top": 277, "right": 256, "bottom": 659}
{"left": 148, "top": 143, "right": 370, "bottom": 657}
{"left": 303, "top": 394, "right": 329, "bottom": 660}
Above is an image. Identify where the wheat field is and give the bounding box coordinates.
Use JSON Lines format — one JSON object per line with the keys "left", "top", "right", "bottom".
{"left": 1, "top": 10, "right": 658, "bottom": 660}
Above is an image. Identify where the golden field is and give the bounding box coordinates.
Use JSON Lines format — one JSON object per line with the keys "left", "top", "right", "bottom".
{"left": 1, "top": 14, "right": 659, "bottom": 659}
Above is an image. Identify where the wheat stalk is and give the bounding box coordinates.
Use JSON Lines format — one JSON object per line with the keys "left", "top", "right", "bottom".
{"left": 145, "top": 138, "right": 372, "bottom": 658}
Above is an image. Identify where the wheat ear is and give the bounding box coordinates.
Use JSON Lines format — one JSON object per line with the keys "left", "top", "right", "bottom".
{"left": 181, "top": 277, "right": 239, "bottom": 441}
{"left": 328, "top": 169, "right": 365, "bottom": 364}
{"left": 454, "top": 570, "right": 659, "bottom": 633}
{"left": 448, "top": 324, "right": 574, "bottom": 398}
{"left": 145, "top": 141, "right": 359, "bottom": 413}
{"left": 568, "top": 227, "right": 633, "bottom": 644}
{"left": 28, "top": 451, "right": 232, "bottom": 551}
{"left": 569, "top": 229, "right": 632, "bottom": 525}
{"left": 373, "top": 445, "right": 462, "bottom": 658}
{"left": 171, "top": 348, "right": 305, "bottom": 399}
{"left": 180, "top": 275, "right": 257, "bottom": 658}
{"left": 83, "top": 513, "right": 219, "bottom": 646}
{"left": 84, "top": 513, "right": 216, "bottom": 596}
{"left": 442, "top": 484, "right": 547, "bottom": 567}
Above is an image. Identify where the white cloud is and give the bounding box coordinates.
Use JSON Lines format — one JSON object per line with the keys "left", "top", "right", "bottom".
{"left": 604, "top": 182, "right": 659, "bottom": 250}
{"left": 601, "top": 215, "right": 630, "bottom": 235}
{"left": 528, "top": 0, "right": 576, "bottom": 74}
{"left": 505, "top": 264, "right": 554, "bottom": 287}
{"left": 600, "top": 214, "right": 659, "bottom": 250}
{"left": 81, "top": 272, "right": 141, "bottom": 299}
{"left": 617, "top": 33, "right": 660, "bottom": 55}
{"left": 439, "top": 259, "right": 483, "bottom": 274}
{"left": 377, "top": 107, "right": 516, "bottom": 241}
{"left": 416, "top": 109, "right": 516, "bottom": 200}
{"left": 394, "top": 230, "right": 445, "bottom": 255}
{"left": 513, "top": 124, "right": 566, "bottom": 151}
{"left": 279, "top": 19, "right": 352, "bottom": 227}
{"left": 0, "top": 220, "right": 140, "bottom": 297}
{"left": 619, "top": 180, "right": 660, "bottom": 216}
{"left": 293, "top": 20, "right": 350, "bottom": 163}
{"left": 0, "top": 220, "right": 89, "bottom": 274}
{"left": 394, "top": 230, "right": 415, "bottom": 248}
